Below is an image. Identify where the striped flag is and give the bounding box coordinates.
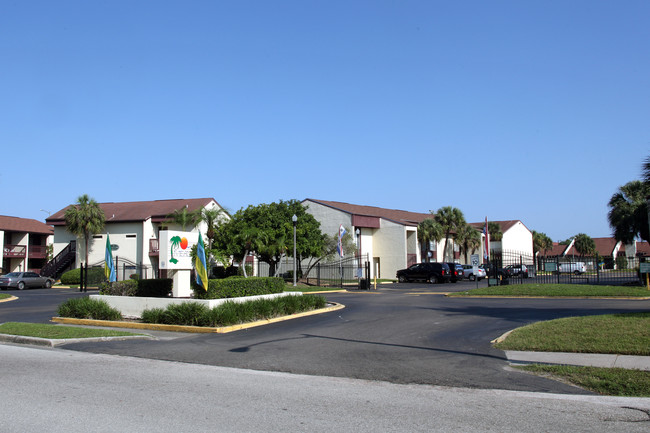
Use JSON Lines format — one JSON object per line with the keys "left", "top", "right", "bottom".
{"left": 195, "top": 232, "right": 209, "bottom": 291}
{"left": 104, "top": 234, "right": 116, "bottom": 282}
{"left": 337, "top": 224, "right": 347, "bottom": 258}
{"left": 483, "top": 217, "right": 489, "bottom": 261}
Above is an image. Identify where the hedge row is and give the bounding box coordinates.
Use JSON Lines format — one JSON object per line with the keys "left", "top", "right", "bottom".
{"left": 99, "top": 279, "right": 173, "bottom": 298}
{"left": 141, "top": 294, "right": 327, "bottom": 327}
{"left": 193, "top": 276, "right": 286, "bottom": 300}
{"left": 60, "top": 267, "right": 106, "bottom": 285}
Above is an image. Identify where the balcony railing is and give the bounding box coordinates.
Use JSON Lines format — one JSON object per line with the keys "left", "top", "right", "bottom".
{"left": 29, "top": 245, "right": 48, "bottom": 259}
{"left": 149, "top": 238, "right": 159, "bottom": 256}
{"left": 3, "top": 244, "right": 26, "bottom": 258}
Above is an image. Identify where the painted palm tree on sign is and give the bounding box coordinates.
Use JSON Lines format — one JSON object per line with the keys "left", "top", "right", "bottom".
{"left": 64, "top": 194, "right": 106, "bottom": 268}
{"left": 433, "top": 206, "right": 466, "bottom": 262}
{"left": 169, "top": 236, "right": 182, "bottom": 264}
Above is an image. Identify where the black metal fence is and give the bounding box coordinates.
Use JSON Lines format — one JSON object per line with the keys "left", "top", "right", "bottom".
{"left": 90, "top": 258, "right": 156, "bottom": 281}
{"left": 257, "top": 254, "right": 371, "bottom": 288}
{"left": 488, "top": 250, "right": 644, "bottom": 286}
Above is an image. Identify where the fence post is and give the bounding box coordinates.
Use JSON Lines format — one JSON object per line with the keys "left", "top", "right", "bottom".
{"left": 317, "top": 263, "right": 320, "bottom": 287}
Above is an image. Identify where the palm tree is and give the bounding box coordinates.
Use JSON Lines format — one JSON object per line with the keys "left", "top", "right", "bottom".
{"left": 573, "top": 233, "right": 596, "bottom": 257}
{"left": 433, "top": 206, "right": 466, "bottom": 262}
{"left": 167, "top": 206, "right": 202, "bottom": 231}
{"left": 200, "top": 207, "right": 226, "bottom": 249}
{"left": 488, "top": 222, "right": 503, "bottom": 242}
{"left": 64, "top": 194, "right": 106, "bottom": 267}
{"left": 607, "top": 180, "right": 650, "bottom": 243}
{"left": 417, "top": 219, "right": 443, "bottom": 262}
{"left": 457, "top": 223, "right": 481, "bottom": 263}
{"left": 532, "top": 230, "right": 553, "bottom": 257}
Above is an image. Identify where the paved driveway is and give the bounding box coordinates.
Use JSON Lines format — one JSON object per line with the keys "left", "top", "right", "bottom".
{"left": 8, "top": 284, "right": 646, "bottom": 394}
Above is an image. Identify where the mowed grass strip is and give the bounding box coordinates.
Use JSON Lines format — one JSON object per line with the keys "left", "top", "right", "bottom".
{"left": 495, "top": 313, "right": 650, "bottom": 355}
{"left": 519, "top": 364, "right": 650, "bottom": 397}
{"left": 0, "top": 293, "right": 12, "bottom": 300}
{"left": 449, "top": 283, "right": 650, "bottom": 297}
{"left": 0, "top": 322, "right": 142, "bottom": 339}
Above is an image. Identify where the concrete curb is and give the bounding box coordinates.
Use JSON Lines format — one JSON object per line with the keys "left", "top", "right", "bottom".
{"left": 0, "top": 333, "right": 154, "bottom": 347}
{"left": 0, "top": 295, "right": 18, "bottom": 303}
{"left": 50, "top": 302, "right": 345, "bottom": 334}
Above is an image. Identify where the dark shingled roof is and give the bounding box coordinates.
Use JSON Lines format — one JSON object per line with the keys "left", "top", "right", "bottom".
{"left": 46, "top": 198, "right": 218, "bottom": 226}
{"left": 304, "top": 199, "right": 432, "bottom": 227}
{"left": 0, "top": 215, "right": 53, "bottom": 235}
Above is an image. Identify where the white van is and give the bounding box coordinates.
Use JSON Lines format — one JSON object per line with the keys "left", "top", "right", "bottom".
{"left": 557, "top": 262, "right": 586, "bottom": 275}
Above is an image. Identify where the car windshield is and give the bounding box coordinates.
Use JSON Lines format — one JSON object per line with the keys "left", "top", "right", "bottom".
{"left": 5, "top": 272, "right": 21, "bottom": 277}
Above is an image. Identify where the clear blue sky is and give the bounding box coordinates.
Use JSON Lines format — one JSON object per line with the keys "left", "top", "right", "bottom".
{"left": 2, "top": 1, "right": 648, "bottom": 242}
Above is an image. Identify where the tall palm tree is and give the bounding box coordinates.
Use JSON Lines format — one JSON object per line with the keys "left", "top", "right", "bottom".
{"left": 433, "top": 206, "right": 466, "bottom": 262}
{"left": 607, "top": 180, "right": 650, "bottom": 243}
{"left": 64, "top": 194, "right": 106, "bottom": 267}
{"left": 200, "top": 207, "right": 226, "bottom": 249}
{"left": 532, "top": 230, "right": 553, "bottom": 257}
{"left": 573, "top": 233, "right": 596, "bottom": 257}
{"left": 417, "top": 219, "right": 443, "bottom": 262}
{"left": 488, "top": 221, "right": 503, "bottom": 242}
{"left": 167, "top": 206, "right": 202, "bottom": 231}
{"left": 457, "top": 223, "right": 481, "bottom": 263}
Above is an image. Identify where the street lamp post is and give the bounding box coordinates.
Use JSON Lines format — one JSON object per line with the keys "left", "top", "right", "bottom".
{"left": 292, "top": 214, "right": 297, "bottom": 287}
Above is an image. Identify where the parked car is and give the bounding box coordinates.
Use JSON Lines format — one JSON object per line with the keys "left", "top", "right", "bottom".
{"left": 0, "top": 272, "right": 55, "bottom": 290}
{"left": 461, "top": 264, "right": 486, "bottom": 281}
{"left": 396, "top": 262, "right": 451, "bottom": 284}
{"left": 480, "top": 264, "right": 508, "bottom": 279}
{"left": 504, "top": 264, "right": 529, "bottom": 278}
{"left": 556, "top": 262, "right": 587, "bottom": 275}
{"left": 445, "top": 263, "right": 464, "bottom": 283}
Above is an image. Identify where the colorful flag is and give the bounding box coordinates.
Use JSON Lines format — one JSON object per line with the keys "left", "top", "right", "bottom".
{"left": 337, "top": 224, "right": 347, "bottom": 258}
{"left": 483, "top": 217, "right": 490, "bottom": 261}
{"left": 195, "top": 232, "right": 209, "bottom": 291}
{"left": 104, "top": 234, "right": 116, "bottom": 282}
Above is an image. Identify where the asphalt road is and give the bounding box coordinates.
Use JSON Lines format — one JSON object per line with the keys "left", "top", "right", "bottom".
{"left": 2, "top": 283, "right": 648, "bottom": 394}
{"left": 4, "top": 344, "right": 650, "bottom": 433}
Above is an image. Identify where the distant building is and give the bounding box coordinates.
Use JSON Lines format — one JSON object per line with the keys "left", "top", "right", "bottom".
{"left": 0, "top": 215, "right": 53, "bottom": 274}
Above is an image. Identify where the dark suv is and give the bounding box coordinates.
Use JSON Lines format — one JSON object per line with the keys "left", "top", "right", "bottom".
{"left": 396, "top": 262, "right": 451, "bottom": 284}
{"left": 445, "top": 263, "right": 465, "bottom": 283}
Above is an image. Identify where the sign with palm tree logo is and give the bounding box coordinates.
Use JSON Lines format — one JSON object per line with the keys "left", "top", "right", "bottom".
{"left": 159, "top": 230, "right": 198, "bottom": 270}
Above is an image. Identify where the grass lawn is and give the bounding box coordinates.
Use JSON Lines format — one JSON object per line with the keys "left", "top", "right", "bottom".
{"left": 449, "top": 283, "right": 650, "bottom": 297}
{"left": 0, "top": 293, "right": 12, "bottom": 300}
{"left": 494, "top": 312, "right": 650, "bottom": 355}
{"left": 495, "top": 312, "right": 650, "bottom": 396}
{"left": 0, "top": 322, "right": 143, "bottom": 339}
{"left": 519, "top": 365, "right": 650, "bottom": 397}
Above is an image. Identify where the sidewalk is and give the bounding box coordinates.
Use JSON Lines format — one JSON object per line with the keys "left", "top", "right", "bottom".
{"left": 504, "top": 350, "right": 650, "bottom": 371}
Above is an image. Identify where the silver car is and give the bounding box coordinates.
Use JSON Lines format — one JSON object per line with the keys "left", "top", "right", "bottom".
{"left": 0, "top": 272, "right": 54, "bottom": 290}
{"left": 461, "top": 265, "right": 486, "bottom": 281}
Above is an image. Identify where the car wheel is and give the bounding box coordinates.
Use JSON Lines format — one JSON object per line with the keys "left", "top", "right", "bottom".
{"left": 574, "top": 270, "right": 580, "bottom": 275}
{"left": 44, "top": 280, "right": 52, "bottom": 289}
{"left": 469, "top": 274, "right": 476, "bottom": 281}
{"left": 429, "top": 276, "right": 437, "bottom": 284}
{"left": 17, "top": 282, "right": 25, "bottom": 290}
{"left": 398, "top": 275, "right": 407, "bottom": 283}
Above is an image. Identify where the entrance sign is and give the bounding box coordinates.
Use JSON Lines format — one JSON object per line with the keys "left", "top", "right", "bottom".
{"left": 159, "top": 230, "right": 199, "bottom": 297}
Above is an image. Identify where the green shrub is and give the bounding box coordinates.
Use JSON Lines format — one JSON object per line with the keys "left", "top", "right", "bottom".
{"left": 615, "top": 256, "right": 628, "bottom": 270}
{"left": 193, "top": 276, "right": 285, "bottom": 299}
{"left": 99, "top": 280, "right": 138, "bottom": 296}
{"left": 60, "top": 267, "right": 106, "bottom": 285}
{"left": 140, "top": 308, "right": 167, "bottom": 324}
{"left": 141, "top": 294, "right": 328, "bottom": 327}
{"left": 136, "top": 279, "right": 173, "bottom": 298}
{"left": 57, "top": 297, "right": 122, "bottom": 321}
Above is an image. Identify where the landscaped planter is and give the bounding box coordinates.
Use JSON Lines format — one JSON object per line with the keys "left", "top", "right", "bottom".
{"left": 89, "top": 292, "right": 303, "bottom": 319}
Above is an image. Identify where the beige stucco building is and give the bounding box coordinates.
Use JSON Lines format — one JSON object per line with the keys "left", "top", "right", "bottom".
{"left": 46, "top": 198, "right": 227, "bottom": 279}
{"left": 0, "top": 216, "right": 53, "bottom": 274}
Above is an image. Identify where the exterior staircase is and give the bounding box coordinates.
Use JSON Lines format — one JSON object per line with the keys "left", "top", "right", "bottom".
{"left": 41, "top": 241, "right": 76, "bottom": 278}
